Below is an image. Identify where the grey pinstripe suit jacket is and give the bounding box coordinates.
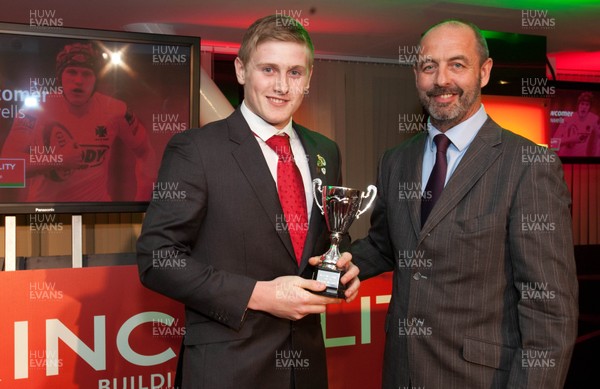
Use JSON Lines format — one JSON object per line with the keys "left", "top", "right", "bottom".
{"left": 352, "top": 117, "right": 578, "bottom": 388}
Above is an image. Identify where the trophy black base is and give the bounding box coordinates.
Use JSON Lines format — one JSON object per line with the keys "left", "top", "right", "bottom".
{"left": 312, "top": 267, "right": 346, "bottom": 299}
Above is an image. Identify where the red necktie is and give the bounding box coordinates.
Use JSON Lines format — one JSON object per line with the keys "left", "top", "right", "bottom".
{"left": 266, "top": 134, "right": 308, "bottom": 264}
{"left": 421, "top": 134, "right": 451, "bottom": 227}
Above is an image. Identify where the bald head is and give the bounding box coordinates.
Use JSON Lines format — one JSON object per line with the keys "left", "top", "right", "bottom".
{"left": 420, "top": 20, "right": 489, "bottom": 66}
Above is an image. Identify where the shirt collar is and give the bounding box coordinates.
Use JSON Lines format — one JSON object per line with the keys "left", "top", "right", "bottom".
{"left": 240, "top": 100, "right": 295, "bottom": 142}
{"left": 426, "top": 104, "right": 488, "bottom": 152}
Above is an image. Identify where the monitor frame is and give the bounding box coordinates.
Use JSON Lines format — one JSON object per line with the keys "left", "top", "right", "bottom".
{"left": 0, "top": 22, "right": 200, "bottom": 214}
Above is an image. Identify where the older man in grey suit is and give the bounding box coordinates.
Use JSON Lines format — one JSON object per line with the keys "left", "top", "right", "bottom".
{"left": 351, "top": 20, "right": 578, "bottom": 388}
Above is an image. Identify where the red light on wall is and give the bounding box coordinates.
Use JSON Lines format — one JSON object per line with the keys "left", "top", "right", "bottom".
{"left": 547, "top": 51, "right": 600, "bottom": 82}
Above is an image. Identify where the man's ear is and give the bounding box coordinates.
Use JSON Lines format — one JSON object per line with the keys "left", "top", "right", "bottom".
{"left": 479, "top": 57, "right": 493, "bottom": 88}
{"left": 234, "top": 57, "right": 246, "bottom": 85}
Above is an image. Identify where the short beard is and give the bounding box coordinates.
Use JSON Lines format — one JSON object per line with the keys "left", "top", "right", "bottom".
{"left": 419, "top": 82, "right": 480, "bottom": 130}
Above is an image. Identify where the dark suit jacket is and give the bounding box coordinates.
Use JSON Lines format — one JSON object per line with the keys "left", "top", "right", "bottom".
{"left": 351, "top": 118, "right": 578, "bottom": 388}
{"left": 136, "top": 108, "right": 342, "bottom": 389}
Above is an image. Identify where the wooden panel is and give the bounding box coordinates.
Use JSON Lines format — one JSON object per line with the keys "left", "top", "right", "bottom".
{"left": 93, "top": 213, "right": 139, "bottom": 254}
{"left": 563, "top": 163, "right": 600, "bottom": 245}
{"left": 580, "top": 165, "right": 590, "bottom": 244}
{"left": 588, "top": 165, "right": 593, "bottom": 243}
{"left": 39, "top": 213, "right": 72, "bottom": 256}
{"left": 563, "top": 164, "right": 576, "bottom": 242}
{"left": 571, "top": 164, "right": 582, "bottom": 243}
{"left": 587, "top": 163, "right": 596, "bottom": 245}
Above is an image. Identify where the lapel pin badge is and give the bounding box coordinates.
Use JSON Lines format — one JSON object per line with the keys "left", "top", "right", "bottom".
{"left": 316, "top": 154, "right": 326, "bottom": 175}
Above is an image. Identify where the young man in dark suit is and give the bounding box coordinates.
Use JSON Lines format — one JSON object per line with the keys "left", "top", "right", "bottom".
{"left": 351, "top": 19, "right": 578, "bottom": 388}
{"left": 136, "top": 14, "right": 359, "bottom": 389}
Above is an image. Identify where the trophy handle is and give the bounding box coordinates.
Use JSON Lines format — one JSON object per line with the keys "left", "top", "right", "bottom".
{"left": 312, "top": 178, "right": 325, "bottom": 215}
{"left": 356, "top": 185, "right": 377, "bottom": 219}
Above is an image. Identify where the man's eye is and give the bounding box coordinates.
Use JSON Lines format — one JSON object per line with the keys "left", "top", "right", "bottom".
{"left": 263, "top": 67, "right": 273, "bottom": 73}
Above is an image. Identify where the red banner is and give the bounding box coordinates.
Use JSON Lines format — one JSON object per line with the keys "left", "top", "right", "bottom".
{"left": 322, "top": 273, "right": 392, "bottom": 388}
{"left": 0, "top": 266, "right": 391, "bottom": 389}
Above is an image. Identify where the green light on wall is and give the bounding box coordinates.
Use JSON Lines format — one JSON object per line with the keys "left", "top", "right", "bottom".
{"left": 453, "top": 0, "right": 597, "bottom": 10}
{"left": 482, "top": 30, "right": 522, "bottom": 43}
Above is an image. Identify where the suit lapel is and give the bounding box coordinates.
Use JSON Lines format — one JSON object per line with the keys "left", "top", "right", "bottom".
{"left": 419, "top": 118, "right": 503, "bottom": 241}
{"left": 406, "top": 134, "right": 427, "bottom": 239}
{"left": 294, "top": 124, "right": 325, "bottom": 273}
{"left": 228, "top": 110, "right": 298, "bottom": 263}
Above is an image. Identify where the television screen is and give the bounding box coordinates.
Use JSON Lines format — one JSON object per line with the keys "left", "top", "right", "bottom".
{"left": 0, "top": 22, "right": 200, "bottom": 213}
{"left": 549, "top": 82, "right": 600, "bottom": 160}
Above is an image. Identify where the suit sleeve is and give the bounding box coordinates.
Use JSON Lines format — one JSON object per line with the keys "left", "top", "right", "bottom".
{"left": 506, "top": 151, "right": 578, "bottom": 388}
{"left": 136, "top": 131, "right": 257, "bottom": 330}
{"left": 350, "top": 151, "right": 397, "bottom": 279}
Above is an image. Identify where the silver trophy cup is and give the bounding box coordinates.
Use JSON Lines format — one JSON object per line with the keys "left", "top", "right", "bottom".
{"left": 312, "top": 178, "right": 377, "bottom": 298}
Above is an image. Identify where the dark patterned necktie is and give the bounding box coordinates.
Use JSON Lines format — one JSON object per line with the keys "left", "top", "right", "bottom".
{"left": 266, "top": 134, "right": 308, "bottom": 264}
{"left": 421, "top": 134, "right": 451, "bottom": 227}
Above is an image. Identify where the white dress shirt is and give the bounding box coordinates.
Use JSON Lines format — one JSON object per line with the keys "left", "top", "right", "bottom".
{"left": 240, "top": 101, "right": 313, "bottom": 220}
{"left": 421, "top": 104, "right": 489, "bottom": 192}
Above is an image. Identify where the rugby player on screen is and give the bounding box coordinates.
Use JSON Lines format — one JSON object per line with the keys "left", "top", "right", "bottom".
{"left": 1, "top": 42, "right": 157, "bottom": 201}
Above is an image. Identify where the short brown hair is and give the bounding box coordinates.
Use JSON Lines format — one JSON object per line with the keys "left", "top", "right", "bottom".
{"left": 238, "top": 15, "right": 314, "bottom": 67}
